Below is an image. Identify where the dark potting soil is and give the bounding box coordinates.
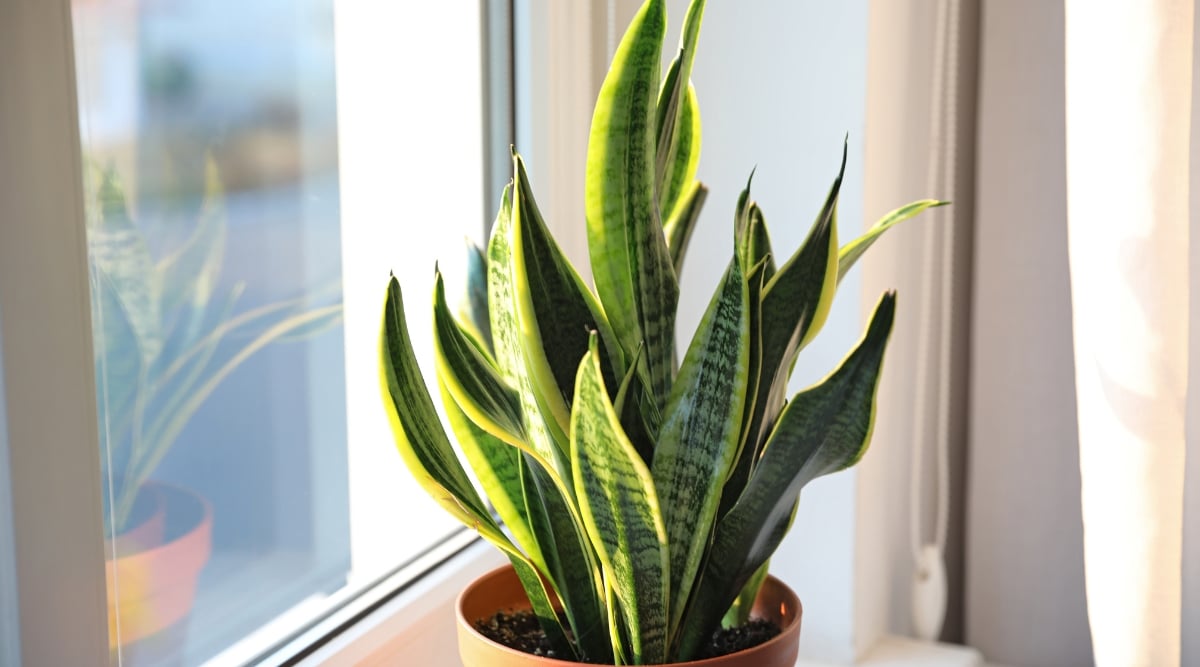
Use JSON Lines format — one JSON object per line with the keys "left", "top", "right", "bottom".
{"left": 694, "top": 617, "right": 781, "bottom": 660}
{"left": 473, "top": 610, "right": 781, "bottom": 663}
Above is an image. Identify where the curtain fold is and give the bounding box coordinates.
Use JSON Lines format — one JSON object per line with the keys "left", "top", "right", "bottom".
{"left": 1064, "top": 2, "right": 1192, "bottom": 665}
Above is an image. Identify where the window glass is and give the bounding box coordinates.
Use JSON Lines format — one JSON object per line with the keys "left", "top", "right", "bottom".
{"left": 71, "top": 1, "right": 487, "bottom": 663}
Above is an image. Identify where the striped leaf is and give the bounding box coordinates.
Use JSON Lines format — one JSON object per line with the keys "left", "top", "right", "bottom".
{"left": 837, "top": 199, "right": 949, "bottom": 285}
{"left": 438, "top": 379, "right": 541, "bottom": 570}
{"left": 722, "top": 559, "right": 770, "bottom": 628}
{"left": 585, "top": 0, "right": 678, "bottom": 411}
{"left": 614, "top": 343, "right": 656, "bottom": 466}
{"left": 487, "top": 185, "right": 568, "bottom": 479}
{"left": 380, "top": 276, "right": 573, "bottom": 657}
{"left": 657, "top": 83, "right": 702, "bottom": 222}
{"left": 656, "top": 0, "right": 705, "bottom": 222}
{"left": 738, "top": 202, "right": 776, "bottom": 282}
{"left": 432, "top": 272, "right": 527, "bottom": 452}
{"left": 718, "top": 258, "right": 769, "bottom": 518}
{"left": 521, "top": 455, "right": 612, "bottom": 664}
{"left": 664, "top": 181, "right": 708, "bottom": 277}
{"left": 743, "top": 145, "right": 846, "bottom": 459}
{"left": 676, "top": 292, "right": 896, "bottom": 659}
{"left": 571, "top": 335, "right": 670, "bottom": 665}
{"left": 651, "top": 256, "right": 750, "bottom": 638}
{"left": 512, "top": 153, "right": 624, "bottom": 442}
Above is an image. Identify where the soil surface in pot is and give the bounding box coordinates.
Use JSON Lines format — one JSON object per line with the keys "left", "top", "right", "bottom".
{"left": 473, "top": 610, "right": 781, "bottom": 663}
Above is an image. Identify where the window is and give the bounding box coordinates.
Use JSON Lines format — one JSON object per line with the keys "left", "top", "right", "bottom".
{"left": 3, "top": 0, "right": 503, "bottom": 664}
{"left": 3, "top": 2, "right": 968, "bottom": 666}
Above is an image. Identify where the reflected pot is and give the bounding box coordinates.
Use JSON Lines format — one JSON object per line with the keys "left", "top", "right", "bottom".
{"left": 106, "top": 482, "right": 213, "bottom": 656}
{"left": 456, "top": 565, "right": 802, "bottom": 667}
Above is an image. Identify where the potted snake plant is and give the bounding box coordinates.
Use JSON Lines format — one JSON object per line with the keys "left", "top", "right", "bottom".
{"left": 380, "top": 0, "right": 943, "bottom": 664}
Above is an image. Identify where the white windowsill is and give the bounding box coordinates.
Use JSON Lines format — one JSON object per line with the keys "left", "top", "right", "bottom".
{"left": 297, "top": 540, "right": 987, "bottom": 667}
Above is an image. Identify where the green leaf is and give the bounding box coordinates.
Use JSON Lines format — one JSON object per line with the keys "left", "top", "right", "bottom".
{"left": 651, "top": 256, "right": 750, "bottom": 638}
{"left": 585, "top": 0, "right": 678, "bottom": 412}
{"left": 657, "top": 83, "right": 702, "bottom": 222}
{"left": 717, "top": 258, "right": 769, "bottom": 518}
{"left": 487, "top": 185, "right": 569, "bottom": 479}
{"left": 458, "top": 240, "right": 493, "bottom": 354}
{"left": 433, "top": 271, "right": 527, "bottom": 449}
{"left": 614, "top": 343, "right": 656, "bottom": 466}
{"left": 677, "top": 292, "right": 896, "bottom": 659}
{"left": 664, "top": 181, "right": 708, "bottom": 277}
{"left": 722, "top": 559, "right": 769, "bottom": 628}
{"left": 521, "top": 455, "right": 613, "bottom": 664}
{"left": 438, "top": 379, "right": 540, "bottom": 569}
{"left": 511, "top": 154, "right": 623, "bottom": 443}
{"left": 837, "top": 199, "right": 949, "bottom": 285}
{"left": 738, "top": 203, "right": 776, "bottom": 283}
{"left": 382, "top": 276, "right": 573, "bottom": 658}
{"left": 743, "top": 144, "right": 846, "bottom": 461}
{"left": 655, "top": 0, "right": 704, "bottom": 210}
{"left": 571, "top": 334, "right": 670, "bottom": 665}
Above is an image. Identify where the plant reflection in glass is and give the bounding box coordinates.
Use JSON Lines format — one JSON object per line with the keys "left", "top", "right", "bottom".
{"left": 86, "top": 158, "right": 343, "bottom": 536}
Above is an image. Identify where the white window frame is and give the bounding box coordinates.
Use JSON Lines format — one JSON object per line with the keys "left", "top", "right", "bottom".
{"left": 1, "top": 1, "right": 112, "bottom": 664}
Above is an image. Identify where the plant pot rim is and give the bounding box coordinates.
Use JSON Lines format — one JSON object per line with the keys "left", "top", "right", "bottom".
{"left": 456, "top": 564, "right": 802, "bottom": 666}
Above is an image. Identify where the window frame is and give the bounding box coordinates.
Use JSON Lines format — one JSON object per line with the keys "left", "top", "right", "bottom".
{"left": 0, "top": 1, "right": 112, "bottom": 664}
{"left": 0, "top": 0, "right": 519, "bottom": 665}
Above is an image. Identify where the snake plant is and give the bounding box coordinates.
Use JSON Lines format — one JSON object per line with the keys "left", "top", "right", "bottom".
{"left": 87, "top": 160, "right": 344, "bottom": 537}
{"left": 380, "top": 0, "right": 943, "bottom": 663}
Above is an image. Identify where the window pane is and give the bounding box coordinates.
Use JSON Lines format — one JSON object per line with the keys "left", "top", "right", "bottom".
{"left": 72, "top": 1, "right": 486, "bottom": 663}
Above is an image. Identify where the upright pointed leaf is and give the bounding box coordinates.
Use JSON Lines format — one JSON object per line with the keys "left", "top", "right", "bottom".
{"left": 657, "top": 82, "right": 702, "bottom": 219}
{"left": 521, "top": 455, "right": 613, "bottom": 664}
{"left": 439, "top": 380, "right": 541, "bottom": 569}
{"left": 433, "top": 272, "right": 527, "bottom": 450}
{"left": 664, "top": 181, "right": 708, "bottom": 277}
{"left": 677, "top": 292, "right": 896, "bottom": 659}
{"left": 837, "top": 199, "right": 948, "bottom": 285}
{"left": 651, "top": 257, "right": 750, "bottom": 637}
{"left": 586, "top": 0, "right": 678, "bottom": 411}
{"left": 381, "top": 276, "right": 573, "bottom": 656}
{"left": 718, "top": 259, "right": 769, "bottom": 518}
{"left": 512, "top": 154, "right": 623, "bottom": 442}
{"left": 744, "top": 144, "right": 846, "bottom": 457}
{"left": 614, "top": 344, "right": 656, "bottom": 466}
{"left": 488, "top": 186, "right": 569, "bottom": 479}
{"left": 655, "top": 0, "right": 705, "bottom": 215}
{"left": 739, "top": 204, "right": 776, "bottom": 282}
{"left": 571, "top": 335, "right": 669, "bottom": 665}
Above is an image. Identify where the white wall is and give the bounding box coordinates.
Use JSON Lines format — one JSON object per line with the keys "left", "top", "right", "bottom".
{"left": 663, "top": 0, "right": 868, "bottom": 662}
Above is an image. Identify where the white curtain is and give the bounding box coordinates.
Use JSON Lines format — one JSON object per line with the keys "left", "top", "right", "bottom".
{"left": 1064, "top": 1, "right": 1192, "bottom": 665}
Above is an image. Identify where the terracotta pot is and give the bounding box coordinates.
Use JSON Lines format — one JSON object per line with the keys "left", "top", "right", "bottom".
{"left": 106, "top": 482, "right": 213, "bottom": 652}
{"left": 457, "top": 565, "right": 802, "bottom": 666}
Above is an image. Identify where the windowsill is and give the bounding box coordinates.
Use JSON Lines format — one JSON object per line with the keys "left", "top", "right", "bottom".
{"left": 296, "top": 539, "right": 987, "bottom": 667}
{"left": 798, "top": 636, "right": 983, "bottom": 667}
